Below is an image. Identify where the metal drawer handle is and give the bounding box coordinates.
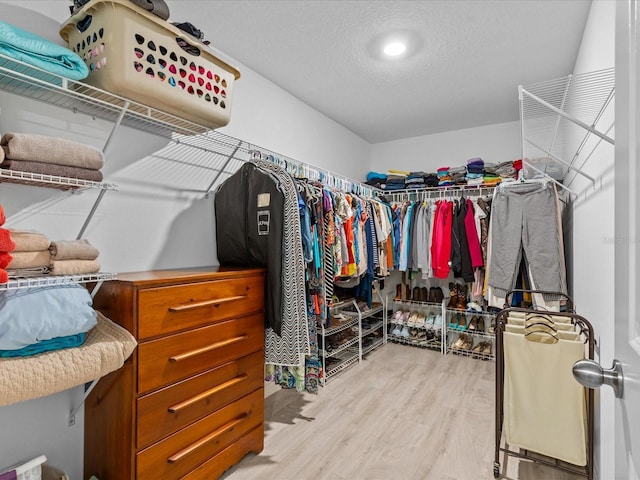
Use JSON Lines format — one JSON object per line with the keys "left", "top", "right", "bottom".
{"left": 167, "top": 413, "right": 248, "bottom": 464}
{"left": 168, "top": 335, "right": 248, "bottom": 363}
{"left": 167, "top": 374, "right": 249, "bottom": 413}
{"left": 168, "top": 294, "right": 247, "bottom": 312}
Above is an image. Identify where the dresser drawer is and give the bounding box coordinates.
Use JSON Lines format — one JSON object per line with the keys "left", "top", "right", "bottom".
{"left": 137, "top": 274, "right": 265, "bottom": 340}
{"left": 136, "top": 350, "right": 264, "bottom": 449}
{"left": 136, "top": 389, "right": 264, "bottom": 480}
{"left": 138, "top": 313, "right": 264, "bottom": 394}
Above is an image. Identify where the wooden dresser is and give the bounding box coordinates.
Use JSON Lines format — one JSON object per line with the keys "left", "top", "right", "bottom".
{"left": 85, "top": 267, "right": 266, "bottom": 480}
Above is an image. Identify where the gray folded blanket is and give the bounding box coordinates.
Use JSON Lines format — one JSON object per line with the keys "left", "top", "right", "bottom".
{"left": 50, "top": 239, "right": 99, "bottom": 261}
{"left": 0, "top": 158, "right": 104, "bottom": 182}
{"left": 1, "top": 133, "right": 104, "bottom": 170}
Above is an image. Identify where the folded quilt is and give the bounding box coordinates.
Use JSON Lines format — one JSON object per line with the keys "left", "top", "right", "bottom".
{"left": 1, "top": 133, "right": 104, "bottom": 170}
{"left": 0, "top": 311, "right": 137, "bottom": 407}
{"left": 7, "top": 266, "right": 50, "bottom": 278}
{"left": 0, "top": 332, "right": 85, "bottom": 358}
{"left": 9, "top": 229, "right": 50, "bottom": 252}
{"left": 0, "top": 21, "right": 88, "bottom": 80}
{"left": 7, "top": 250, "right": 50, "bottom": 269}
{"left": 0, "top": 158, "right": 104, "bottom": 183}
{"left": 50, "top": 259, "right": 100, "bottom": 276}
{"left": 50, "top": 239, "right": 99, "bottom": 261}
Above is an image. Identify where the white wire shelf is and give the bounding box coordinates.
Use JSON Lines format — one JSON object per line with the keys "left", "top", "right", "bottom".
{"left": 325, "top": 352, "right": 359, "bottom": 380}
{"left": 447, "top": 344, "right": 495, "bottom": 361}
{"left": 0, "top": 169, "right": 118, "bottom": 191}
{"left": 445, "top": 327, "right": 495, "bottom": 340}
{"left": 322, "top": 316, "right": 359, "bottom": 336}
{"left": 361, "top": 320, "right": 383, "bottom": 337}
{"left": 0, "top": 53, "right": 216, "bottom": 139}
{"left": 338, "top": 302, "right": 384, "bottom": 320}
{"left": 520, "top": 67, "right": 615, "bottom": 182}
{"left": 1, "top": 272, "right": 117, "bottom": 290}
{"left": 388, "top": 333, "right": 442, "bottom": 350}
{"left": 321, "top": 336, "right": 359, "bottom": 358}
{"left": 361, "top": 337, "right": 384, "bottom": 356}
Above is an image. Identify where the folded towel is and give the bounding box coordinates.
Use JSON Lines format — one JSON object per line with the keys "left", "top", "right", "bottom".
{"left": 0, "top": 253, "right": 11, "bottom": 270}
{"left": 50, "top": 239, "right": 99, "bottom": 261}
{"left": 7, "top": 250, "right": 50, "bottom": 269}
{"left": 6, "top": 266, "right": 49, "bottom": 278}
{"left": 0, "top": 159, "right": 104, "bottom": 183}
{"left": 0, "top": 228, "right": 15, "bottom": 252}
{"left": 0, "top": 144, "right": 3, "bottom": 162}
{"left": 514, "top": 159, "right": 523, "bottom": 170}
{"left": 9, "top": 230, "right": 50, "bottom": 252}
{"left": 1, "top": 133, "right": 104, "bottom": 170}
{"left": 0, "top": 269, "right": 6, "bottom": 284}
{"left": 50, "top": 259, "right": 100, "bottom": 276}
{"left": 366, "top": 171, "right": 387, "bottom": 182}
{"left": 0, "top": 332, "right": 85, "bottom": 357}
{"left": 0, "top": 21, "right": 88, "bottom": 80}
{"left": 0, "top": 204, "right": 4, "bottom": 226}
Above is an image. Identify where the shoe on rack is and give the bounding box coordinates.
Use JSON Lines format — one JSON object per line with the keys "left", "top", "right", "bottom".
{"left": 471, "top": 341, "right": 485, "bottom": 357}
{"left": 452, "top": 333, "right": 468, "bottom": 350}
{"left": 401, "top": 325, "right": 410, "bottom": 338}
{"left": 481, "top": 341, "right": 493, "bottom": 357}
{"left": 433, "top": 314, "right": 443, "bottom": 339}
{"left": 447, "top": 283, "right": 459, "bottom": 309}
{"left": 412, "top": 287, "right": 421, "bottom": 302}
{"left": 425, "top": 313, "right": 436, "bottom": 329}
{"left": 488, "top": 320, "right": 496, "bottom": 335}
{"left": 395, "top": 284, "right": 402, "bottom": 301}
{"left": 421, "top": 287, "right": 429, "bottom": 302}
{"left": 477, "top": 316, "right": 486, "bottom": 333}
{"left": 390, "top": 310, "right": 404, "bottom": 325}
{"left": 448, "top": 313, "right": 459, "bottom": 330}
{"left": 468, "top": 316, "right": 479, "bottom": 332}
{"left": 462, "top": 334, "right": 473, "bottom": 350}
{"left": 457, "top": 313, "right": 468, "bottom": 331}
{"left": 391, "top": 323, "right": 402, "bottom": 336}
{"left": 407, "top": 312, "right": 419, "bottom": 327}
{"left": 433, "top": 287, "right": 444, "bottom": 303}
{"left": 428, "top": 287, "right": 437, "bottom": 303}
{"left": 456, "top": 284, "right": 468, "bottom": 310}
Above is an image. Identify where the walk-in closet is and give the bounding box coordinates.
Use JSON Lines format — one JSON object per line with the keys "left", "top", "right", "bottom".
{"left": 0, "top": 1, "right": 637, "bottom": 479}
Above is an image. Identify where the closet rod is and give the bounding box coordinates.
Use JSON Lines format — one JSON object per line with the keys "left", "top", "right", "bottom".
{"left": 248, "top": 148, "right": 382, "bottom": 198}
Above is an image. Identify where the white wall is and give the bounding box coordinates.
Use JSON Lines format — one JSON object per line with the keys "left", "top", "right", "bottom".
{"left": 371, "top": 120, "right": 522, "bottom": 173}
{"left": 564, "top": 1, "right": 616, "bottom": 479}
{"left": 0, "top": 3, "right": 371, "bottom": 478}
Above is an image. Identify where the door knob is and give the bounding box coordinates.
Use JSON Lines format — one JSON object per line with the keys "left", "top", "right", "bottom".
{"left": 572, "top": 359, "right": 624, "bottom": 398}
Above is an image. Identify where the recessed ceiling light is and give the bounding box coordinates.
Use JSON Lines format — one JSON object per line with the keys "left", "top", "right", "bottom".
{"left": 383, "top": 41, "right": 406, "bottom": 57}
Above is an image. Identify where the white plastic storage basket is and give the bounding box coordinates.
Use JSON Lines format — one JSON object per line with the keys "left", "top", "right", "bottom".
{"left": 0, "top": 455, "right": 46, "bottom": 480}
{"left": 60, "top": 0, "right": 240, "bottom": 130}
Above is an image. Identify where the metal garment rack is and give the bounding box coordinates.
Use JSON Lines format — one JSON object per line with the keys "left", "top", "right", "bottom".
{"left": 494, "top": 290, "right": 594, "bottom": 480}
{"left": 519, "top": 68, "right": 615, "bottom": 194}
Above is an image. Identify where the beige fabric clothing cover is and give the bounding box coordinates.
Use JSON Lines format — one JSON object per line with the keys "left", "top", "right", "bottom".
{"left": 0, "top": 312, "right": 136, "bottom": 407}
{"left": 503, "top": 331, "right": 587, "bottom": 466}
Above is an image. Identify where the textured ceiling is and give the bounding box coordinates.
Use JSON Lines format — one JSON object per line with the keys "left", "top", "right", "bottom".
{"left": 3, "top": 0, "right": 592, "bottom": 143}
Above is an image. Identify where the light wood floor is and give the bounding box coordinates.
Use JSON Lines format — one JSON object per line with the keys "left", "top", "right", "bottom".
{"left": 221, "top": 343, "right": 584, "bottom": 480}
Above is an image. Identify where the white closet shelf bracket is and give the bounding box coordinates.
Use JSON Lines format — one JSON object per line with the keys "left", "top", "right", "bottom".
{"left": 524, "top": 138, "right": 597, "bottom": 188}
{"left": 68, "top": 378, "right": 100, "bottom": 426}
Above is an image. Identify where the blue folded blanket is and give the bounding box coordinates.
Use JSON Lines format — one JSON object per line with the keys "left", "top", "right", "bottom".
{"left": 0, "top": 21, "right": 88, "bottom": 80}
{"left": 367, "top": 171, "right": 387, "bottom": 182}
{"left": 0, "top": 332, "right": 86, "bottom": 357}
